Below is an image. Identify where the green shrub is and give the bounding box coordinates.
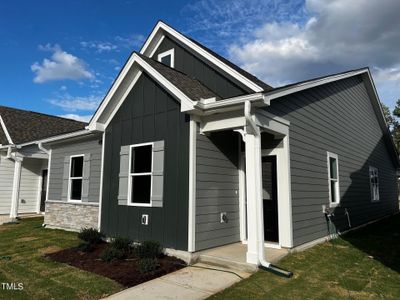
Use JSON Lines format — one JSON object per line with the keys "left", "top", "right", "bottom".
{"left": 135, "top": 240, "right": 163, "bottom": 259}
{"left": 110, "top": 237, "right": 132, "bottom": 254}
{"left": 76, "top": 242, "right": 94, "bottom": 252}
{"left": 100, "top": 247, "right": 125, "bottom": 262}
{"left": 78, "top": 228, "right": 104, "bottom": 244}
{"left": 138, "top": 258, "right": 160, "bottom": 274}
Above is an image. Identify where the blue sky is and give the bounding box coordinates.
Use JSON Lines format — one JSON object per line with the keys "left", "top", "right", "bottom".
{"left": 1, "top": 0, "right": 399, "bottom": 121}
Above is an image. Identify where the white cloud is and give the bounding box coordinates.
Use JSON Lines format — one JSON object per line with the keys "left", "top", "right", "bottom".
{"left": 49, "top": 94, "right": 101, "bottom": 112}
{"left": 31, "top": 44, "right": 94, "bottom": 83}
{"left": 59, "top": 114, "right": 92, "bottom": 122}
{"left": 80, "top": 34, "right": 145, "bottom": 54}
{"left": 80, "top": 41, "right": 118, "bottom": 53}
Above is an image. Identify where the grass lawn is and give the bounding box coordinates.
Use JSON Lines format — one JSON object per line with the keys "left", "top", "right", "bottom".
{"left": 0, "top": 217, "right": 122, "bottom": 300}
{"left": 211, "top": 214, "right": 400, "bottom": 299}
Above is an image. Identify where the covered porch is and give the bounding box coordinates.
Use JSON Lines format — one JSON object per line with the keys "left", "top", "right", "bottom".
{"left": 190, "top": 100, "right": 293, "bottom": 266}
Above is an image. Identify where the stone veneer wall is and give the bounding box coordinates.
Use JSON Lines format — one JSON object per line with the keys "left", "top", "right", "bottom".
{"left": 44, "top": 201, "right": 99, "bottom": 231}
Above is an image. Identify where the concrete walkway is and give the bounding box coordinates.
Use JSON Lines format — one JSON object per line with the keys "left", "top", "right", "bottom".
{"left": 105, "top": 263, "right": 252, "bottom": 300}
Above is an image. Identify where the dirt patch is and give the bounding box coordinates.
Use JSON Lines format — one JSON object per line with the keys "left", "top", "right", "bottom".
{"left": 39, "top": 246, "right": 63, "bottom": 255}
{"left": 16, "top": 236, "right": 38, "bottom": 242}
{"left": 46, "top": 243, "right": 185, "bottom": 287}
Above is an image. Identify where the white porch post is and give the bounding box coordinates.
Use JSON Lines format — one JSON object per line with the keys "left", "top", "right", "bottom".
{"left": 10, "top": 157, "right": 23, "bottom": 220}
{"left": 244, "top": 130, "right": 262, "bottom": 264}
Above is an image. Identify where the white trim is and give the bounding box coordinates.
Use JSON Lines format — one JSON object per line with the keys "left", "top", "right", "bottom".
{"left": 89, "top": 53, "right": 195, "bottom": 130}
{"left": 0, "top": 115, "right": 13, "bottom": 144}
{"left": 239, "top": 152, "right": 247, "bottom": 242}
{"left": 188, "top": 117, "right": 197, "bottom": 252}
{"left": 104, "top": 71, "right": 143, "bottom": 128}
{"left": 127, "top": 142, "right": 154, "bottom": 207}
{"left": 98, "top": 132, "right": 105, "bottom": 229}
{"left": 45, "top": 149, "right": 52, "bottom": 203}
{"left": 369, "top": 166, "right": 380, "bottom": 202}
{"left": 157, "top": 48, "right": 175, "bottom": 68}
{"left": 68, "top": 154, "right": 84, "bottom": 202}
{"left": 10, "top": 158, "right": 23, "bottom": 219}
{"left": 38, "top": 130, "right": 91, "bottom": 145}
{"left": 327, "top": 152, "right": 340, "bottom": 207}
{"left": 140, "top": 21, "right": 264, "bottom": 92}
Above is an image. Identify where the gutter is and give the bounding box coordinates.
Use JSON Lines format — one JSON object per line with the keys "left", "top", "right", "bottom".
{"left": 37, "top": 142, "right": 50, "bottom": 155}
{"left": 244, "top": 100, "right": 293, "bottom": 278}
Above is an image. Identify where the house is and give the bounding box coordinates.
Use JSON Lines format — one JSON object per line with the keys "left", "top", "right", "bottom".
{"left": 0, "top": 106, "right": 85, "bottom": 223}
{"left": 19, "top": 20, "right": 400, "bottom": 266}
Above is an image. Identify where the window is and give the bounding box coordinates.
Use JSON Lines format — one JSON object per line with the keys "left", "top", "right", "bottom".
{"left": 157, "top": 49, "right": 175, "bottom": 68}
{"left": 370, "top": 166, "right": 379, "bottom": 202}
{"left": 128, "top": 143, "right": 153, "bottom": 206}
{"left": 327, "top": 152, "right": 340, "bottom": 206}
{"left": 69, "top": 155, "right": 84, "bottom": 201}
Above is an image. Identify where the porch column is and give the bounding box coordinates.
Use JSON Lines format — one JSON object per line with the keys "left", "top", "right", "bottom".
{"left": 10, "top": 157, "right": 23, "bottom": 220}
{"left": 244, "top": 130, "right": 263, "bottom": 264}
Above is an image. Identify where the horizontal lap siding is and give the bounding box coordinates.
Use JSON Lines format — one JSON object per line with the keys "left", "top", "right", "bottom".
{"left": 266, "top": 76, "right": 398, "bottom": 246}
{"left": 0, "top": 155, "right": 14, "bottom": 214}
{"left": 101, "top": 73, "right": 189, "bottom": 251}
{"left": 48, "top": 136, "right": 102, "bottom": 203}
{"left": 196, "top": 130, "right": 240, "bottom": 250}
{"left": 153, "top": 37, "right": 249, "bottom": 98}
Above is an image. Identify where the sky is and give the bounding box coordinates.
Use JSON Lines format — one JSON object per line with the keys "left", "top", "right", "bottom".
{"left": 1, "top": 0, "right": 400, "bottom": 122}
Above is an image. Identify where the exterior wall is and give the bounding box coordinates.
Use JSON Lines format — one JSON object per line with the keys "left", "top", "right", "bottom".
{"left": 0, "top": 154, "right": 14, "bottom": 214}
{"left": 19, "top": 158, "right": 47, "bottom": 213}
{"left": 195, "top": 130, "right": 240, "bottom": 250}
{"left": 47, "top": 135, "right": 102, "bottom": 203}
{"left": 45, "top": 201, "right": 98, "bottom": 230}
{"left": 101, "top": 73, "right": 189, "bottom": 251}
{"left": 265, "top": 75, "right": 399, "bottom": 246}
{"left": 152, "top": 37, "right": 250, "bottom": 98}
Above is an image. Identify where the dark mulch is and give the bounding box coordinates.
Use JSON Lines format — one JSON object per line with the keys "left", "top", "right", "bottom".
{"left": 46, "top": 243, "right": 185, "bottom": 287}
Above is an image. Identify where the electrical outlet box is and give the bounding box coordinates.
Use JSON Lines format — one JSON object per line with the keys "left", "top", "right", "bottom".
{"left": 220, "top": 212, "right": 228, "bottom": 223}
{"left": 141, "top": 214, "right": 149, "bottom": 225}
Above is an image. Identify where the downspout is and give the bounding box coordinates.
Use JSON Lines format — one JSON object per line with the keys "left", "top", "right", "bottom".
{"left": 244, "top": 101, "right": 293, "bottom": 278}
{"left": 37, "top": 142, "right": 50, "bottom": 155}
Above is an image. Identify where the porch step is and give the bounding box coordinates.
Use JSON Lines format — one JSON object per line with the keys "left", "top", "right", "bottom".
{"left": 197, "top": 254, "right": 258, "bottom": 273}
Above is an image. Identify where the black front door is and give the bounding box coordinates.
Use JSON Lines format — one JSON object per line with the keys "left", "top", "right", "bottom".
{"left": 262, "top": 156, "right": 279, "bottom": 242}
{"left": 40, "top": 169, "right": 48, "bottom": 212}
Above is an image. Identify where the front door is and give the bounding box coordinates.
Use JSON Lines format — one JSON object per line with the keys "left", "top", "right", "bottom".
{"left": 262, "top": 156, "right": 279, "bottom": 242}
{"left": 40, "top": 169, "right": 48, "bottom": 212}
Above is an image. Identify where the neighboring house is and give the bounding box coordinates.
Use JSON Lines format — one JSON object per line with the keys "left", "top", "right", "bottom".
{"left": 0, "top": 106, "right": 85, "bottom": 223}
{"left": 10, "top": 21, "right": 399, "bottom": 266}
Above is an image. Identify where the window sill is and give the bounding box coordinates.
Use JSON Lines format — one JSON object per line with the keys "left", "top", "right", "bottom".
{"left": 126, "top": 202, "right": 153, "bottom": 207}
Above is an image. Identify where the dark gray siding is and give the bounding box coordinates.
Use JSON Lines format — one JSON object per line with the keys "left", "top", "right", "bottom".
{"left": 196, "top": 130, "right": 240, "bottom": 250}
{"left": 265, "top": 75, "right": 399, "bottom": 246}
{"left": 152, "top": 37, "right": 249, "bottom": 98}
{"left": 101, "top": 73, "right": 189, "bottom": 251}
{"left": 48, "top": 136, "right": 102, "bottom": 203}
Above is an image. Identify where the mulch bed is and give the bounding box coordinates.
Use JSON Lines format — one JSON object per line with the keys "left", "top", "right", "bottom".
{"left": 45, "top": 243, "right": 185, "bottom": 287}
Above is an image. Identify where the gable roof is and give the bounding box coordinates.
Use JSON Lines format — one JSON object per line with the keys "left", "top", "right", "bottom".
{"left": 140, "top": 21, "right": 270, "bottom": 93}
{"left": 138, "top": 54, "right": 219, "bottom": 100}
{"left": 0, "top": 106, "right": 86, "bottom": 145}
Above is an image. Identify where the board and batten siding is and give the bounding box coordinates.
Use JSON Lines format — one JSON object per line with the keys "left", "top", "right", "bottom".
{"left": 265, "top": 75, "right": 399, "bottom": 246}
{"left": 47, "top": 136, "right": 102, "bottom": 203}
{"left": 0, "top": 154, "right": 15, "bottom": 214}
{"left": 195, "top": 130, "right": 240, "bottom": 250}
{"left": 152, "top": 37, "right": 249, "bottom": 99}
{"left": 101, "top": 73, "right": 189, "bottom": 251}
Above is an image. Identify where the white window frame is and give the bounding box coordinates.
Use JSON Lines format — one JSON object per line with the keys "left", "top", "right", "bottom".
{"left": 157, "top": 48, "right": 175, "bottom": 68}
{"left": 369, "top": 166, "right": 380, "bottom": 202}
{"left": 68, "top": 154, "right": 84, "bottom": 202}
{"left": 127, "top": 142, "right": 154, "bottom": 207}
{"left": 327, "top": 152, "right": 340, "bottom": 207}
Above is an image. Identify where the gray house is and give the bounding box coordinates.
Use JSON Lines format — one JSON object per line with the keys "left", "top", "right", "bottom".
{"left": 0, "top": 106, "right": 85, "bottom": 223}
{"left": 41, "top": 21, "right": 398, "bottom": 266}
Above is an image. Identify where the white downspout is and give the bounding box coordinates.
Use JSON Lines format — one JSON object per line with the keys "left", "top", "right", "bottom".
{"left": 37, "top": 142, "right": 50, "bottom": 155}
{"left": 6, "top": 146, "right": 23, "bottom": 221}
{"left": 244, "top": 101, "right": 292, "bottom": 277}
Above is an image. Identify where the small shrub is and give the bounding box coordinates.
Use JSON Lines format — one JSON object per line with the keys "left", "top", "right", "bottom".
{"left": 100, "top": 247, "right": 125, "bottom": 262}
{"left": 135, "top": 240, "right": 163, "bottom": 259}
{"left": 111, "top": 237, "right": 132, "bottom": 254}
{"left": 78, "top": 228, "right": 104, "bottom": 245}
{"left": 138, "top": 258, "right": 160, "bottom": 274}
{"left": 76, "top": 242, "right": 94, "bottom": 252}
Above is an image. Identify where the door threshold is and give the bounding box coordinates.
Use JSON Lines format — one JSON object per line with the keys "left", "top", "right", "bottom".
{"left": 241, "top": 240, "right": 281, "bottom": 249}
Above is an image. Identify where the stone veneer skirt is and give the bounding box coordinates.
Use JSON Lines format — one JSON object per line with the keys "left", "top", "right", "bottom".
{"left": 44, "top": 201, "right": 99, "bottom": 231}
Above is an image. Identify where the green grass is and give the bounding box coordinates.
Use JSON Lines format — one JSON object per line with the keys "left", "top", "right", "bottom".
{"left": 0, "top": 217, "right": 122, "bottom": 300}
{"left": 211, "top": 214, "right": 400, "bottom": 299}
